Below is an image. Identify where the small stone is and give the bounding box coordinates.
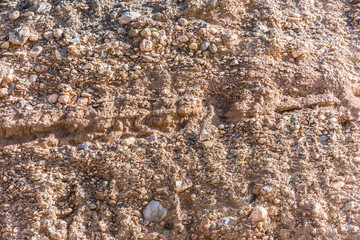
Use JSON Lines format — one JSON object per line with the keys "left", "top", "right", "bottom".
{"left": 1, "top": 41, "right": 9, "bottom": 50}
{"left": 143, "top": 200, "right": 167, "bottom": 222}
{"left": 53, "top": 29, "right": 63, "bottom": 38}
{"left": 259, "top": 34, "right": 268, "bottom": 42}
{"left": 0, "top": 88, "right": 8, "bottom": 98}
{"left": 80, "top": 142, "right": 91, "bottom": 149}
{"left": 9, "top": 11, "right": 20, "bottom": 21}
{"left": 201, "top": 41, "right": 211, "bottom": 51}
{"left": 208, "top": 44, "right": 218, "bottom": 54}
{"left": 189, "top": 42, "right": 198, "bottom": 50}
{"left": 28, "top": 74, "right": 38, "bottom": 83}
{"left": 141, "top": 28, "right": 152, "bottom": 38}
{"left": 219, "top": 217, "right": 237, "bottom": 226}
{"left": 0, "top": 66, "right": 14, "bottom": 83}
{"left": 123, "top": 137, "right": 136, "bottom": 146}
{"left": 312, "top": 203, "right": 328, "bottom": 220}
{"left": 319, "top": 136, "right": 328, "bottom": 142}
{"left": 140, "top": 39, "right": 153, "bottom": 52}
{"left": 48, "top": 94, "right": 58, "bottom": 104}
{"left": 128, "top": 29, "right": 139, "bottom": 38}
{"left": 82, "top": 63, "right": 93, "bottom": 70}
{"left": 230, "top": 60, "right": 239, "bottom": 66}
{"left": 29, "top": 34, "right": 39, "bottom": 42}
{"left": 291, "top": 49, "right": 307, "bottom": 58}
{"left": 58, "top": 95, "right": 70, "bottom": 104}
{"left": 178, "top": 18, "right": 188, "bottom": 26}
{"left": 261, "top": 186, "right": 272, "bottom": 195}
{"left": 258, "top": 138, "right": 267, "bottom": 144}
{"left": 36, "top": 2, "right": 52, "bottom": 13}
{"left": 202, "top": 140, "right": 214, "bottom": 149}
{"left": 342, "top": 201, "right": 358, "bottom": 211}
{"left": 249, "top": 206, "right": 268, "bottom": 222}
{"left": 76, "top": 97, "right": 88, "bottom": 106}
{"left": 118, "top": 12, "right": 141, "bottom": 24}
{"left": 29, "top": 46, "right": 44, "bottom": 57}
{"left": 9, "top": 27, "right": 30, "bottom": 46}
{"left": 35, "top": 65, "right": 49, "bottom": 73}
{"left": 175, "top": 179, "right": 193, "bottom": 192}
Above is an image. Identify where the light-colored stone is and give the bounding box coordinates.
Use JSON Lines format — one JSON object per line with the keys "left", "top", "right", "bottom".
{"left": 29, "top": 34, "right": 39, "bottom": 42}
{"left": 312, "top": 203, "right": 328, "bottom": 220}
{"left": 291, "top": 49, "right": 307, "bottom": 58}
{"left": 76, "top": 97, "right": 88, "bottom": 106}
{"left": 29, "top": 46, "right": 44, "bottom": 57}
{"left": 58, "top": 95, "right": 70, "bottom": 104}
{"left": 82, "top": 63, "right": 93, "bottom": 70}
{"left": 9, "top": 11, "right": 20, "bottom": 21}
{"left": 140, "top": 39, "right": 153, "bottom": 52}
{"left": 143, "top": 200, "right": 167, "bottom": 222}
{"left": 118, "top": 12, "right": 141, "bottom": 24}
{"left": 48, "top": 94, "right": 58, "bottom": 104}
{"left": 140, "top": 28, "right": 151, "bottom": 38}
{"left": 122, "top": 137, "right": 136, "bottom": 146}
{"left": 1, "top": 41, "right": 9, "bottom": 49}
{"left": 178, "top": 18, "right": 188, "bottom": 26}
{"left": 35, "top": 65, "right": 49, "bottom": 73}
{"left": 0, "top": 88, "right": 8, "bottom": 98}
{"left": 0, "top": 66, "right": 14, "bottom": 83}
{"left": 53, "top": 29, "right": 63, "bottom": 38}
{"left": 249, "top": 206, "right": 268, "bottom": 222}
{"left": 189, "top": 43, "right": 198, "bottom": 50}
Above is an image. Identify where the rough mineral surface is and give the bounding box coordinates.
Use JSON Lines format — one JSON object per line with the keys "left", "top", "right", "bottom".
{"left": 1, "top": 0, "right": 360, "bottom": 239}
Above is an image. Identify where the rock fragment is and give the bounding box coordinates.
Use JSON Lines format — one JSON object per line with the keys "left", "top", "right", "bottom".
{"left": 291, "top": 49, "right": 307, "bottom": 58}
{"left": 122, "top": 137, "right": 136, "bottom": 146}
{"left": 48, "top": 94, "right": 58, "bottom": 104}
{"left": 29, "top": 46, "right": 44, "bottom": 57}
{"left": 208, "top": 44, "right": 218, "bottom": 53}
{"left": 9, "top": 11, "right": 20, "bottom": 21}
{"left": 118, "top": 12, "right": 141, "bottom": 24}
{"left": 140, "top": 39, "right": 153, "bottom": 52}
{"left": 249, "top": 206, "right": 268, "bottom": 222}
{"left": 58, "top": 95, "right": 69, "bottom": 104}
{"left": 0, "top": 88, "right": 8, "bottom": 98}
{"left": 9, "top": 27, "right": 30, "bottom": 46}
{"left": 178, "top": 18, "right": 188, "bottom": 26}
{"left": 36, "top": 2, "right": 52, "bottom": 13}
{"left": 189, "top": 42, "right": 198, "bottom": 50}
{"left": 143, "top": 200, "right": 167, "bottom": 222}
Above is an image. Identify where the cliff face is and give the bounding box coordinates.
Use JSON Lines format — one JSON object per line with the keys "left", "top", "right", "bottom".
{"left": 1, "top": 0, "right": 360, "bottom": 239}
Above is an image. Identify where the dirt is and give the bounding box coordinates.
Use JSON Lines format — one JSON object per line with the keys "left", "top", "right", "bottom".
{"left": 1, "top": 0, "right": 360, "bottom": 239}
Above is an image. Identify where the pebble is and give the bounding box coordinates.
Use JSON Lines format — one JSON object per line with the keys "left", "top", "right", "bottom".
{"left": 0, "top": 66, "right": 14, "bottom": 83}
{"left": 53, "top": 29, "right": 63, "bottom": 38}
{"left": 29, "top": 46, "right": 44, "bottom": 58}
{"left": 178, "top": 18, "right": 188, "bottom": 26}
{"left": 202, "top": 140, "right": 214, "bottom": 149}
{"left": 342, "top": 201, "right": 358, "bottom": 211}
{"left": 28, "top": 74, "right": 38, "bottom": 83}
{"left": 9, "top": 11, "right": 20, "bottom": 21}
{"left": 249, "top": 206, "right": 268, "bottom": 222}
{"left": 80, "top": 142, "right": 92, "bottom": 150}
{"left": 58, "top": 95, "right": 69, "bottom": 104}
{"left": 76, "top": 97, "right": 88, "bottom": 106}
{"left": 312, "top": 203, "right": 328, "bottom": 220}
{"left": 140, "top": 39, "right": 153, "bottom": 52}
{"left": 36, "top": 2, "right": 52, "bottom": 13}
{"left": 208, "top": 44, "right": 218, "bottom": 54}
{"left": 82, "top": 63, "right": 93, "bottom": 70}
{"left": 35, "top": 65, "right": 49, "bottom": 73}
{"left": 319, "top": 136, "right": 328, "bottom": 142}
{"left": 118, "top": 12, "right": 141, "bottom": 24}
{"left": 291, "top": 49, "right": 307, "bottom": 58}
{"left": 201, "top": 41, "right": 211, "bottom": 51}
{"left": 122, "top": 137, "right": 136, "bottom": 146}
{"left": 259, "top": 34, "right": 268, "bottom": 42}
{"left": 29, "top": 33, "right": 39, "bottom": 42}
{"left": 48, "top": 94, "right": 58, "bottom": 104}
{"left": 219, "top": 217, "right": 237, "bottom": 226}
{"left": 9, "top": 27, "right": 30, "bottom": 46}
{"left": 1, "top": 41, "right": 9, "bottom": 49}
{"left": 0, "top": 88, "right": 8, "bottom": 98}
{"left": 128, "top": 29, "right": 139, "bottom": 38}
{"left": 230, "top": 60, "right": 239, "bottom": 66}
{"left": 140, "top": 28, "right": 152, "bottom": 38}
{"left": 143, "top": 200, "right": 167, "bottom": 222}
{"left": 189, "top": 42, "right": 198, "bottom": 50}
